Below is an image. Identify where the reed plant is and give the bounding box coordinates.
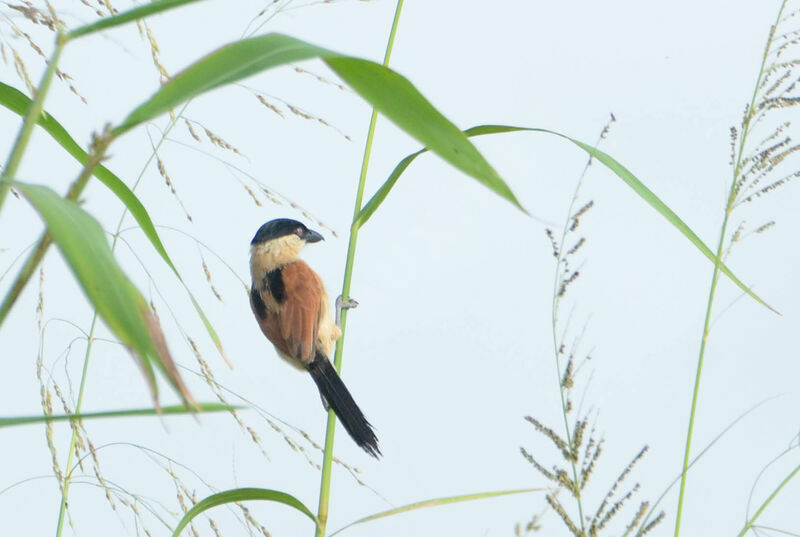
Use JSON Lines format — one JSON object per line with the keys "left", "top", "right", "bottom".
{"left": 0, "top": 1, "right": 797, "bottom": 536}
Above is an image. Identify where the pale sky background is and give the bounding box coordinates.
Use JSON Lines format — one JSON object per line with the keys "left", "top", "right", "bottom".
{"left": 1, "top": 1, "right": 799, "bottom": 536}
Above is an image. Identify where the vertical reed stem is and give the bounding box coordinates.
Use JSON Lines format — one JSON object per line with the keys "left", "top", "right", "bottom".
{"left": 314, "top": 3, "right": 404, "bottom": 535}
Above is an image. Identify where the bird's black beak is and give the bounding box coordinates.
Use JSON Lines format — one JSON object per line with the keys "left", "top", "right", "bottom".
{"left": 303, "top": 229, "right": 324, "bottom": 243}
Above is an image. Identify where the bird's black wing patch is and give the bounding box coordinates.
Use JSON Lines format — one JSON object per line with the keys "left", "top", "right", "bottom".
{"left": 250, "top": 285, "right": 267, "bottom": 319}
{"left": 267, "top": 268, "right": 286, "bottom": 303}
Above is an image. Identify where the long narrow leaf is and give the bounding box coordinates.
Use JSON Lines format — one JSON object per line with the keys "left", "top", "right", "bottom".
{"left": 67, "top": 0, "right": 209, "bottom": 40}
{"left": 112, "top": 33, "right": 525, "bottom": 213}
{"left": 0, "top": 403, "right": 236, "bottom": 427}
{"left": 356, "top": 124, "right": 773, "bottom": 312}
{"left": 0, "top": 81, "right": 231, "bottom": 368}
{"left": 10, "top": 181, "right": 193, "bottom": 404}
{"left": 171, "top": 488, "right": 316, "bottom": 537}
{"left": 355, "top": 148, "right": 423, "bottom": 229}
{"left": 330, "top": 488, "right": 540, "bottom": 536}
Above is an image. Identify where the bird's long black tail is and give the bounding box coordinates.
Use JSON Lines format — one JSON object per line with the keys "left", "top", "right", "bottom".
{"left": 307, "top": 351, "right": 380, "bottom": 458}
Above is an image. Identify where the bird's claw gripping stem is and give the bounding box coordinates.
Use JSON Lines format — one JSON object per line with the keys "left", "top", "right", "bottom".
{"left": 335, "top": 295, "right": 358, "bottom": 326}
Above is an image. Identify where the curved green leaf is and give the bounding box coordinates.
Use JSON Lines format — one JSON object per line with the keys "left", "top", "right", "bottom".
{"left": 67, "top": 0, "right": 209, "bottom": 40}
{"left": 0, "top": 403, "right": 236, "bottom": 427}
{"left": 356, "top": 124, "right": 774, "bottom": 312}
{"left": 355, "top": 147, "right": 423, "bottom": 229}
{"left": 171, "top": 488, "right": 316, "bottom": 537}
{"left": 112, "top": 33, "right": 525, "bottom": 213}
{"left": 330, "top": 488, "right": 540, "bottom": 536}
{"left": 10, "top": 180, "right": 193, "bottom": 404}
{"left": 0, "top": 81, "right": 230, "bottom": 368}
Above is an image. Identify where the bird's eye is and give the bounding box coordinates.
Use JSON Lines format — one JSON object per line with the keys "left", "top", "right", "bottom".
{"left": 296, "top": 227, "right": 304, "bottom": 236}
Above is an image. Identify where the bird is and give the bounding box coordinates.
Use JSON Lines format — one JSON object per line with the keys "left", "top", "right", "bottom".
{"left": 248, "top": 218, "right": 380, "bottom": 457}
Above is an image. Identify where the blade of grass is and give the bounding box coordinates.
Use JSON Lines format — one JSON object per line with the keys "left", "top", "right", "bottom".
{"left": 0, "top": 403, "right": 235, "bottom": 427}
{"left": 746, "top": 525, "right": 800, "bottom": 537}
{"left": 354, "top": 147, "right": 422, "bottom": 228}
{"left": 55, "top": 311, "right": 98, "bottom": 537}
{"left": 111, "top": 32, "right": 525, "bottom": 213}
{"left": 329, "top": 488, "right": 541, "bottom": 536}
{"left": 171, "top": 488, "right": 316, "bottom": 537}
{"left": 356, "top": 124, "right": 773, "bottom": 312}
{"left": 636, "top": 396, "right": 780, "bottom": 534}
{"left": 737, "top": 461, "right": 800, "bottom": 537}
{"left": 66, "top": 0, "right": 209, "bottom": 40}
{"left": 0, "top": 81, "right": 231, "bottom": 368}
{"left": 10, "top": 180, "right": 193, "bottom": 405}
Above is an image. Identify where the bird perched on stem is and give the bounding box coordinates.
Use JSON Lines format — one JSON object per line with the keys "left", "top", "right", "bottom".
{"left": 249, "top": 218, "right": 380, "bottom": 457}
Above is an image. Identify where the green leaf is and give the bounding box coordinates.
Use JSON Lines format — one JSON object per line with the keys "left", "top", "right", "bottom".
{"left": 112, "top": 33, "right": 525, "bottom": 212}
{"left": 67, "top": 0, "right": 209, "bottom": 40}
{"left": 0, "top": 81, "right": 231, "bottom": 368}
{"left": 567, "top": 137, "right": 774, "bottom": 311}
{"left": 355, "top": 147, "right": 423, "bottom": 229}
{"left": 329, "top": 488, "right": 539, "bottom": 536}
{"left": 171, "top": 488, "right": 316, "bottom": 537}
{"left": 356, "top": 124, "right": 774, "bottom": 312}
{"left": 0, "top": 403, "right": 236, "bottom": 427}
{"left": 10, "top": 181, "right": 193, "bottom": 404}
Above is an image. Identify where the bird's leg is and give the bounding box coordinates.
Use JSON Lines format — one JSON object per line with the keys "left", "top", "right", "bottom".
{"left": 335, "top": 294, "right": 358, "bottom": 327}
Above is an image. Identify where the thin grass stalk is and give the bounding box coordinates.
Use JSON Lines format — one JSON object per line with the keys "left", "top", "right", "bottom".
{"left": 54, "top": 314, "right": 98, "bottom": 537}
{"left": 314, "top": 2, "right": 404, "bottom": 535}
{"left": 0, "top": 31, "right": 65, "bottom": 214}
{"left": 672, "top": 201, "right": 727, "bottom": 537}
{"left": 672, "top": 2, "right": 786, "bottom": 535}
{"left": 550, "top": 175, "right": 591, "bottom": 533}
{"left": 736, "top": 460, "right": 800, "bottom": 537}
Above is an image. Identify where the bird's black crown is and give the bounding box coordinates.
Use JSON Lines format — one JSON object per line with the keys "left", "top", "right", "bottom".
{"left": 251, "top": 219, "right": 318, "bottom": 245}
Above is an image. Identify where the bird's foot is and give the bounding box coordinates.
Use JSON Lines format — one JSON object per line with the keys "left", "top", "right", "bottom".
{"left": 335, "top": 295, "right": 358, "bottom": 326}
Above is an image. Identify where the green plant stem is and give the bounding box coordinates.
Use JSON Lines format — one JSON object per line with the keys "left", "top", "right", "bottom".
{"left": 0, "top": 32, "right": 65, "bottom": 214}
{"left": 672, "top": 3, "right": 785, "bottom": 535}
{"left": 672, "top": 208, "right": 728, "bottom": 537}
{"left": 736, "top": 460, "right": 800, "bottom": 537}
{"left": 550, "top": 171, "right": 592, "bottom": 533}
{"left": 314, "top": 2, "right": 404, "bottom": 536}
{"left": 54, "top": 314, "right": 98, "bottom": 537}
